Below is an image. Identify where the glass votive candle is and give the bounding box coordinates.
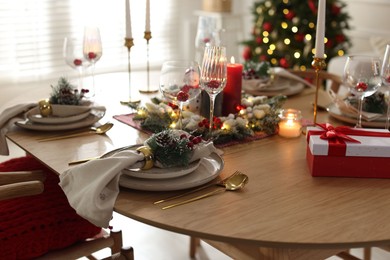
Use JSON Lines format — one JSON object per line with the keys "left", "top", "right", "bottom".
{"left": 278, "top": 109, "right": 302, "bottom": 138}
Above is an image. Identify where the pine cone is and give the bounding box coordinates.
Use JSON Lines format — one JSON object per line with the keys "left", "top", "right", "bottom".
{"left": 155, "top": 130, "right": 174, "bottom": 147}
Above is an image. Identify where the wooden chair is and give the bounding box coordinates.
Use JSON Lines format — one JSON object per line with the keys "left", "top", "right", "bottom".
{"left": 0, "top": 157, "right": 134, "bottom": 260}
{"left": 288, "top": 68, "right": 343, "bottom": 94}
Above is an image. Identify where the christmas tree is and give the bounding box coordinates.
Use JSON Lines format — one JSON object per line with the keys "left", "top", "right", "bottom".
{"left": 241, "top": 0, "right": 352, "bottom": 70}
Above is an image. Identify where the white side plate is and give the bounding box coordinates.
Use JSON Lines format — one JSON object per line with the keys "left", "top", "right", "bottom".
{"left": 119, "top": 153, "right": 224, "bottom": 191}
{"left": 15, "top": 108, "right": 105, "bottom": 131}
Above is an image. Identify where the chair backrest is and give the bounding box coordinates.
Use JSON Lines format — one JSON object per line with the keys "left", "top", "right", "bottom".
{"left": 0, "top": 170, "right": 45, "bottom": 200}
{"left": 0, "top": 166, "right": 134, "bottom": 260}
{"left": 289, "top": 69, "right": 343, "bottom": 94}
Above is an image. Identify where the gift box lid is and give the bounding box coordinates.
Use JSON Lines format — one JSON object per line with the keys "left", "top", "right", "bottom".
{"left": 306, "top": 125, "right": 390, "bottom": 157}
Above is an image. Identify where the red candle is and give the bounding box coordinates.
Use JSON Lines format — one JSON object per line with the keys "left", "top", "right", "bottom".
{"left": 222, "top": 56, "right": 243, "bottom": 115}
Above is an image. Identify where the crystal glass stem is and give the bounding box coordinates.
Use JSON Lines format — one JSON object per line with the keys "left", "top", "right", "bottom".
{"left": 356, "top": 94, "right": 364, "bottom": 128}
{"left": 386, "top": 91, "right": 390, "bottom": 130}
{"left": 208, "top": 93, "right": 216, "bottom": 131}
{"left": 178, "top": 102, "right": 183, "bottom": 130}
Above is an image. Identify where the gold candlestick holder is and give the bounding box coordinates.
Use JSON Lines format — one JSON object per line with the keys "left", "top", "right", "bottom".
{"left": 139, "top": 31, "right": 158, "bottom": 93}
{"left": 120, "top": 37, "right": 140, "bottom": 105}
{"left": 311, "top": 57, "right": 326, "bottom": 124}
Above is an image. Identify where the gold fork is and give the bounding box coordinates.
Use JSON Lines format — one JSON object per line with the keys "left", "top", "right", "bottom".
{"left": 153, "top": 170, "right": 242, "bottom": 205}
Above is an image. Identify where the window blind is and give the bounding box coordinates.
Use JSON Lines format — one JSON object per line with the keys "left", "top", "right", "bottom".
{"left": 0, "top": 0, "right": 179, "bottom": 85}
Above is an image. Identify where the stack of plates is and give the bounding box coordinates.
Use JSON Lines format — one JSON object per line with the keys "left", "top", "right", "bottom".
{"left": 243, "top": 77, "right": 305, "bottom": 97}
{"left": 119, "top": 152, "right": 224, "bottom": 191}
{"left": 16, "top": 105, "right": 106, "bottom": 131}
{"left": 327, "top": 103, "right": 386, "bottom": 128}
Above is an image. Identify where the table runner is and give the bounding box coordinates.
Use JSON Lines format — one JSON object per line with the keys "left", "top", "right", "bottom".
{"left": 113, "top": 113, "right": 274, "bottom": 148}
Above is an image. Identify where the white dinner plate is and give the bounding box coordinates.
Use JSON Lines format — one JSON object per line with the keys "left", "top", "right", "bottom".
{"left": 15, "top": 108, "right": 106, "bottom": 131}
{"left": 327, "top": 103, "right": 386, "bottom": 128}
{"left": 26, "top": 106, "right": 91, "bottom": 124}
{"left": 243, "top": 78, "right": 304, "bottom": 97}
{"left": 123, "top": 160, "right": 201, "bottom": 179}
{"left": 119, "top": 153, "right": 224, "bottom": 191}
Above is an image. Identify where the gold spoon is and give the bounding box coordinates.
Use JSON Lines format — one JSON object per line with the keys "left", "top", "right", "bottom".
{"left": 37, "top": 122, "right": 114, "bottom": 142}
{"left": 153, "top": 170, "right": 242, "bottom": 205}
{"left": 162, "top": 173, "right": 249, "bottom": 210}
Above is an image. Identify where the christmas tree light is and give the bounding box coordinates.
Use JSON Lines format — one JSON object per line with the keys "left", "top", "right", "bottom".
{"left": 241, "top": 0, "right": 351, "bottom": 70}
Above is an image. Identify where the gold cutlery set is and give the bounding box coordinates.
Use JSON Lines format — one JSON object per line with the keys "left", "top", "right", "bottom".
{"left": 154, "top": 171, "right": 248, "bottom": 210}
{"left": 36, "top": 122, "right": 113, "bottom": 142}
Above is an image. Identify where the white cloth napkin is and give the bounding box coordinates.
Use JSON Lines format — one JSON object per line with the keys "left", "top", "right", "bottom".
{"left": 243, "top": 67, "right": 315, "bottom": 91}
{"left": 0, "top": 102, "right": 36, "bottom": 155}
{"left": 335, "top": 98, "right": 383, "bottom": 121}
{"left": 59, "top": 142, "right": 219, "bottom": 228}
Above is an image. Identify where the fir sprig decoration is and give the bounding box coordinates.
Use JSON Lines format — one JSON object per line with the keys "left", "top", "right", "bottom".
{"left": 49, "top": 77, "right": 88, "bottom": 105}
{"left": 146, "top": 130, "right": 193, "bottom": 167}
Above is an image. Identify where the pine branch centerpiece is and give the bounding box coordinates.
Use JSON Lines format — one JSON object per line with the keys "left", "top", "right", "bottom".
{"left": 132, "top": 94, "right": 286, "bottom": 146}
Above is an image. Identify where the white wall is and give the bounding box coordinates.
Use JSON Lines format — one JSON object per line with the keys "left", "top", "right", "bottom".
{"left": 344, "top": 0, "right": 390, "bottom": 54}
{"left": 174, "top": 0, "right": 254, "bottom": 62}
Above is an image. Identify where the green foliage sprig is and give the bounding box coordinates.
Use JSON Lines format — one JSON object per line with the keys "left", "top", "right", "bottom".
{"left": 146, "top": 130, "right": 193, "bottom": 167}
{"left": 49, "top": 77, "right": 88, "bottom": 105}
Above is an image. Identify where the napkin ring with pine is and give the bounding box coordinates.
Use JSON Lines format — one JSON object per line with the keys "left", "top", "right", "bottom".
{"left": 141, "top": 130, "right": 204, "bottom": 169}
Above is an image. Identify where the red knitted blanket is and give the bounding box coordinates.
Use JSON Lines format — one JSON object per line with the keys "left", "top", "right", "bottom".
{"left": 0, "top": 156, "right": 101, "bottom": 260}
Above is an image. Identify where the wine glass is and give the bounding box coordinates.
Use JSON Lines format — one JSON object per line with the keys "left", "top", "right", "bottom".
{"left": 343, "top": 55, "right": 382, "bottom": 128}
{"left": 83, "top": 27, "right": 102, "bottom": 97}
{"left": 63, "top": 37, "right": 91, "bottom": 93}
{"left": 159, "top": 60, "right": 202, "bottom": 129}
{"left": 200, "top": 45, "right": 227, "bottom": 132}
{"left": 381, "top": 44, "right": 390, "bottom": 130}
{"left": 194, "top": 16, "right": 219, "bottom": 63}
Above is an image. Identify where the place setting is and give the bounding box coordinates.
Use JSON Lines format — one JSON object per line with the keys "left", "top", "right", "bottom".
{"left": 327, "top": 50, "right": 390, "bottom": 129}
{"left": 60, "top": 129, "right": 235, "bottom": 227}
{"left": 14, "top": 78, "right": 106, "bottom": 131}
{"left": 241, "top": 61, "right": 312, "bottom": 97}
{"left": 0, "top": 77, "right": 108, "bottom": 155}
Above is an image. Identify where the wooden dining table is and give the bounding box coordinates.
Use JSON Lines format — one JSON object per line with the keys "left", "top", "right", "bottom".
{"left": 5, "top": 72, "right": 390, "bottom": 259}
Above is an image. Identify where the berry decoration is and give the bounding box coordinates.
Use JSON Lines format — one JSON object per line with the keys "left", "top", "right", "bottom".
{"left": 207, "top": 80, "right": 220, "bottom": 89}
{"left": 73, "top": 59, "right": 82, "bottom": 66}
{"left": 177, "top": 91, "right": 189, "bottom": 102}
{"left": 88, "top": 52, "right": 96, "bottom": 59}
{"left": 355, "top": 82, "right": 368, "bottom": 92}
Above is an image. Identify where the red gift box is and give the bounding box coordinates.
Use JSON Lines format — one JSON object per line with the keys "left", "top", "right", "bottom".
{"left": 306, "top": 123, "right": 390, "bottom": 178}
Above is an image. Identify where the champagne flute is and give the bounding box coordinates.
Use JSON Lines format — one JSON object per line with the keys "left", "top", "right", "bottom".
{"left": 159, "top": 60, "right": 202, "bottom": 129}
{"left": 381, "top": 44, "right": 390, "bottom": 130}
{"left": 63, "top": 37, "right": 91, "bottom": 93}
{"left": 83, "top": 27, "right": 102, "bottom": 97}
{"left": 343, "top": 55, "right": 382, "bottom": 128}
{"left": 200, "top": 46, "right": 227, "bottom": 132}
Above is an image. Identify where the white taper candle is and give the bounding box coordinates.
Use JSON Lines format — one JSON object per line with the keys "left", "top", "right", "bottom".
{"left": 125, "top": 0, "right": 132, "bottom": 38}
{"left": 314, "top": 0, "right": 326, "bottom": 58}
{"left": 145, "top": 0, "right": 150, "bottom": 32}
